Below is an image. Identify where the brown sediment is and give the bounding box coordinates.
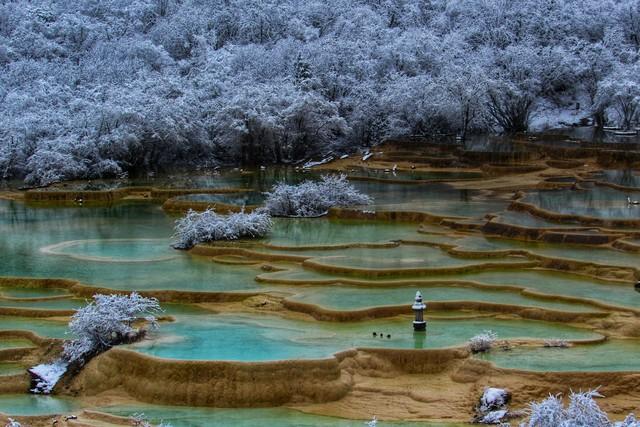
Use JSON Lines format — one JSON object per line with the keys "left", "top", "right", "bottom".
{"left": 297, "top": 356, "right": 640, "bottom": 422}
{"left": 462, "top": 151, "right": 542, "bottom": 165}
{"left": 480, "top": 163, "right": 548, "bottom": 177}
{"left": 0, "top": 307, "right": 76, "bottom": 318}
{"left": 0, "top": 372, "right": 30, "bottom": 393}
{"left": 25, "top": 187, "right": 139, "bottom": 203}
{"left": 281, "top": 299, "right": 607, "bottom": 323}
{"left": 481, "top": 219, "right": 624, "bottom": 245}
{"left": 263, "top": 241, "right": 400, "bottom": 251}
{"left": 510, "top": 198, "right": 640, "bottom": 228}
{"left": 345, "top": 174, "right": 480, "bottom": 185}
{"left": 21, "top": 186, "right": 250, "bottom": 205}
{"left": 593, "top": 179, "right": 640, "bottom": 194}
{"left": 0, "top": 190, "right": 25, "bottom": 201}
{"left": 0, "top": 294, "right": 74, "bottom": 302}
{"left": 301, "top": 258, "right": 539, "bottom": 279}
{"left": 46, "top": 346, "right": 640, "bottom": 424}
{"left": 191, "top": 244, "right": 310, "bottom": 263}
{"left": 546, "top": 159, "right": 585, "bottom": 169}
{"left": 211, "top": 255, "right": 263, "bottom": 265}
{"left": 0, "top": 276, "right": 263, "bottom": 304}
{"left": 328, "top": 207, "right": 458, "bottom": 223}
{"left": 61, "top": 348, "right": 353, "bottom": 407}
{"left": 613, "top": 239, "right": 640, "bottom": 252}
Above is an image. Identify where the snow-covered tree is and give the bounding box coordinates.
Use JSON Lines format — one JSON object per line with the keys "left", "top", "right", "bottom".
{"left": 596, "top": 66, "right": 640, "bottom": 129}
{"left": 264, "top": 174, "right": 371, "bottom": 217}
{"left": 29, "top": 292, "right": 161, "bottom": 394}
{"left": 63, "top": 292, "right": 162, "bottom": 363}
{"left": 3, "top": 0, "right": 640, "bottom": 184}
{"left": 172, "top": 208, "right": 273, "bottom": 249}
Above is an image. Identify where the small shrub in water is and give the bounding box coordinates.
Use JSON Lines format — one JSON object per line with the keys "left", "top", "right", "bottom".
{"left": 172, "top": 208, "right": 273, "bottom": 249}
{"left": 264, "top": 174, "right": 371, "bottom": 217}
{"left": 469, "top": 330, "right": 497, "bottom": 353}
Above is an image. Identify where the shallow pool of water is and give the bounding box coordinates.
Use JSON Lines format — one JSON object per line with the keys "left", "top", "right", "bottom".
{"left": 452, "top": 235, "right": 640, "bottom": 268}
{"left": 523, "top": 185, "right": 640, "bottom": 220}
{"left": 0, "top": 394, "right": 78, "bottom": 415}
{"left": 351, "top": 182, "right": 507, "bottom": 218}
{"left": 265, "top": 218, "right": 421, "bottom": 246}
{"left": 593, "top": 170, "right": 640, "bottom": 189}
{"left": 128, "top": 313, "right": 599, "bottom": 361}
{"left": 0, "top": 317, "right": 68, "bottom": 338}
{"left": 479, "top": 339, "right": 640, "bottom": 372}
{"left": 260, "top": 268, "right": 638, "bottom": 311}
{"left": 0, "top": 200, "right": 261, "bottom": 292}
{"left": 290, "top": 285, "right": 600, "bottom": 313}
{"left": 99, "top": 404, "right": 460, "bottom": 427}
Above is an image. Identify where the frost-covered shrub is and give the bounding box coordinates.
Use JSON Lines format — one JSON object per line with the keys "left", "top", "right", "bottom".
{"left": 264, "top": 174, "right": 371, "bottom": 217}
{"left": 30, "top": 293, "right": 160, "bottom": 394}
{"left": 524, "top": 389, "right": 639, "bottom": 427}
{"left": 63, "top": 292, "right": 162, "bottom": 364}
{"left": 617, "top": 414, "right": 640, "bottom": 427}
{"left": 172, "top": 208, "right": 273, "bottom": 249}
{"left": 526, "top": 393, "right": 566, "bottom": 427}
{"left": 469, "top": 330, "right": 497, "bottom": 353}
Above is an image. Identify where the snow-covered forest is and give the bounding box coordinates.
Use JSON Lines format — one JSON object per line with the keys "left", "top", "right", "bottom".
{"left": 2, "top": 0, "right": 640, "bottom": 184}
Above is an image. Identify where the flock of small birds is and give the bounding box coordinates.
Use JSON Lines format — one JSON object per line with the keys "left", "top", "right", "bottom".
{"left": 372, "top": 332, "right": 391, "bottom": 339}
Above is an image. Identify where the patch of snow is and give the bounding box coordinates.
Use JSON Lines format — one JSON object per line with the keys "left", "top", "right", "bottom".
{"left": 29, "top": 360, "right": 68, "bottom": 394}
{"left": 362, "top": 152, "right": 374, "bottom": 161}
{"left": 478, "top": 409, "right": 507, "bottom": 424}
{"left": 303, "top": 156, "right": 334, "bottom": 169}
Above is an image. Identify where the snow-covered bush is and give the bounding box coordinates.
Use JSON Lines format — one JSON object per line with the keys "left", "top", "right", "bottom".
{"left": 172, "top": 208, "right": 273, "bottom": 249}
{"left": 30, "top": 293, "right": 160, "bottom": 394}
{"left": 63, "top": 292, "right": 162, "bottom": 364}
{"left": 469, "top": 331, "right": 497, "bottom": 353}
{"left": 264, "top": 174, "right": 371, "bottom": 217}
{"left": 524, "top": 389, "right": 639, "bottom": 427}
